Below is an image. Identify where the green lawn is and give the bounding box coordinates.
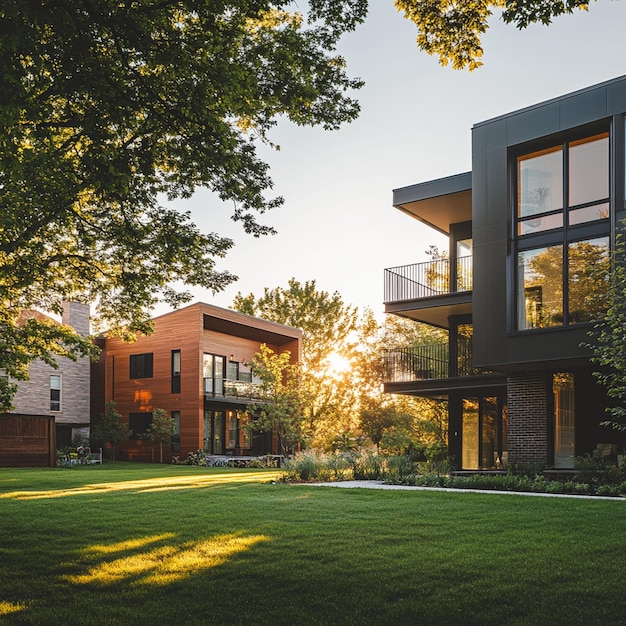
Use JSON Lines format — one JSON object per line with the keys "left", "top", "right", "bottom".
{"left": 1, "top": 463, "right": 625, "bottom": 625}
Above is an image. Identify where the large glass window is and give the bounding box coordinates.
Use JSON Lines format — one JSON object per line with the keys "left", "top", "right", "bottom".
{"left": 203, "top": 410, "right": 225, "bottom": 454}
{"left": 462, "top": 399, "right": 479, "bottom": 471}
{"left": 568, "top": 237, "right": 610, "bottom": 323}
{"left": 553, "top": 373, "right": 575, "bottom": 468}
{"left": 515, "top": 131, "right": 611, "bottom": 330}
{"left": 518, "top": 146, "right": 563, "bottom": 224}
{"left": 517, "top": 246, "right": 563, "bottom": 330}
{"left": 227, "top": 411, "right": 238, "bottom": 450}
{"left": 203, "top": 354, "right": 224, "bottom": 395}
{"left": 569, "top": 135, "right": 609, "bottom": 206}
{"left": 461, "top": 396, "right": 507, "bottom": 470}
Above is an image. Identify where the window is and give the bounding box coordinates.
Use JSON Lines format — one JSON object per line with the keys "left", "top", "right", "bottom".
{"left": 171, "top": 350, "right": 181, "bottom": 394}
{"left": 226, "top": 360, "right": 238, "bottom": 381}
{"left": 227, "top": 411, "right": 237, "bottom": 449}
{"left": 515, "top": 131, "right": 611, "bottom": 330}
{"left": 553, "top": 373, "right": 575, "bottom": 468}
{"left": 203, "top": 354, "right": 224, "bottom": 395}
{"left": 239, "top": 362, "right": 252, "bottom": 383}
{"left": 129, "top": 412, "right": 152, "bottom": 438}
{"left": 129, "top": 353, "right": 153, "bottom": 379}
{"left": 204, "top": 355, "right": 258, "bottom": 398}
{"left": 50, "top": 375, "right": 61, "bottom": 411}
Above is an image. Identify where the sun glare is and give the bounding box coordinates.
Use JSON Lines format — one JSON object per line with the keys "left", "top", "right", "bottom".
{"left": 326, "top": 351, "right": 351, "bottom": 375}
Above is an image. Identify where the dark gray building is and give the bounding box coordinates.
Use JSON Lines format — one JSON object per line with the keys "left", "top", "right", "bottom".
{"left": 384, "top": 76, "right": 626, "bottom": 470}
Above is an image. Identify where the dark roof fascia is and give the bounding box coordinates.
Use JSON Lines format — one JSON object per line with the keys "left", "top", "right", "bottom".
{"left": 473, "top": 74, "right": 626, "bottom": 130}
{"left": 393, "top": 171, "right": 472, "bottom": 207}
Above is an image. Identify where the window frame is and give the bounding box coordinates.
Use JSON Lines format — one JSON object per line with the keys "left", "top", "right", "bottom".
{"left": 171, "top": 350, "right": 181, "bottom": 394}
{"left": 129, "top": 412, "right": 153, "bottom": 439}
{"left": 50, "top": 374, "right": 62, "bottom": 412}
{"left": 129, "top": 353, "right": 154, "bottom": 379}
{"left": 513, "top": 126, "right": 612, "bottom": 332}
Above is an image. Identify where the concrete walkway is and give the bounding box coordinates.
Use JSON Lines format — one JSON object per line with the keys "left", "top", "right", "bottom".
{"left": 302, "top": 480, "right": 625, "bottom": 501}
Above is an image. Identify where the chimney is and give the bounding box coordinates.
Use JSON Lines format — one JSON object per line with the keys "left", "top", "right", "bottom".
{"left": 62, "top": 301, "right": 90, "bottom": 337}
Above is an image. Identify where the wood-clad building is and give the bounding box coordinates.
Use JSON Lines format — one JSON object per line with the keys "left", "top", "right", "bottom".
{"left": 91, "top": 302, "right": 302, "bottom": 463}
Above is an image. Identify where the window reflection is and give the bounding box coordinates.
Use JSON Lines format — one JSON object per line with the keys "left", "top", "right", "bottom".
{"left": 516, "top": 131, "right": 611, "bottom": 331}
{"left": 518, "top": 246, "right": 563, "bottom": 329}
{"left": 518, "top": 147, "right": 563, "bottom": 218}
{"left": 569, "top": 134, "right": 609, "bottom": 207}
{"left": 553, "top": 373, "right": 575, "bottom": 469}
{"left": 568, "top": 237, "right": 610, "bottom": 323}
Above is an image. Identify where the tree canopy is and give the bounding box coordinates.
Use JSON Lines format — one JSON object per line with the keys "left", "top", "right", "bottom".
{"left": 0, "top": 0, "right": 600, "bottom": 410}
{"left": 0, "top": 1, "right": 366, "bottom": 409}
{"left": 395, "top": 0, "right": 596, "bottom": 70}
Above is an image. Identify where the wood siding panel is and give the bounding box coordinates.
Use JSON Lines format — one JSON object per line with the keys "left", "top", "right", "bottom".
{"left": 0, "top": 415, "right": 55, "bottom": 467}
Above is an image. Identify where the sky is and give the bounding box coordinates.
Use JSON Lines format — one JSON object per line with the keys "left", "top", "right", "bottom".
{"left": 163, "top": 1, "right": 626, "bottom": 320}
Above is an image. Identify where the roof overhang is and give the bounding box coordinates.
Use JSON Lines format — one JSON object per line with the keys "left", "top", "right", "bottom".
{"left": 202, "top": 313, "right": 301, "bottom": 346}
{"left": 392, "top": 172, "right": 472, "bottom": 235}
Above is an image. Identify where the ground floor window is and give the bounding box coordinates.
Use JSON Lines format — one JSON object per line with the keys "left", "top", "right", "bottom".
{"left": 204, "top": 408, "right": 271, "bottom": 455}
{"left": 204, "top": 410, "right": 225, "bottom": 454}
{"left": 553, "top": 372, "right": 575, "bottom": 468}
{"left": 461, "top": 396, "right": 507, "bottom": 470}
{"left": 129, "top": 412, "right": 152, "bottom": 439}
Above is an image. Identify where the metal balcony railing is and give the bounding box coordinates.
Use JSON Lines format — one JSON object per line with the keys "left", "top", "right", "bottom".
{"left": 382, "top": 337, "right": 480, "bottom": 383}
{"left": 204, "top": 378, "right": 265, "bottom": 401}
{"left": 384, "top": 256, "right": 472, "bottom": 303}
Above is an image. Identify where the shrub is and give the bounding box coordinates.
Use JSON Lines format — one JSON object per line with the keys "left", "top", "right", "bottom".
{"left": 384, "top": 455, "right": 415, "bottom": 481}
{"left": 171, "top": 450, "right": 207, "bottom": 466}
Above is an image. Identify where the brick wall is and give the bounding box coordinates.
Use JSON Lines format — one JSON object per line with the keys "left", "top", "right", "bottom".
{"left": 11, "top": 302, "right": 91, "bottom": 432}
{"left": 507, "top": 372, "right": 549, "bottom": 466}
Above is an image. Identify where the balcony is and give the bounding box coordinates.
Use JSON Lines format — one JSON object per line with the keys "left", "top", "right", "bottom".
{"left": 382, "top": 338, "right": 480, "bottom": 384}
{"left": 384, "top": 256, "right": 472, "bottom": 304}
{"left": 204, "top": 378, "right": 265, "bottom": 403}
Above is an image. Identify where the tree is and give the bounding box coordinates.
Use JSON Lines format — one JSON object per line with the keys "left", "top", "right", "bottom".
{"left": 589, "top": 225, "right": 626, "bottom": 430}
{"left": 146, "top": 408, "right": 176, "bottom": 463}
{"left": 395, "top": 0, "right": 595, "bottom": 70}
{"left": 247, "top": 344, "right": 307, "bottom": 457}
{"left": 1, "top": 0, "right": 599, "bottom": 411}
{"left": 90, "top": 401, "right": 131, "bottom": 460}
{"left": 233, "top": 278, "right": 360, "bottom": 446}
{"left": 354, "top": 310, "right": 446, "bottom": 455}
{"left": 233, "top": 278, "right": 359, "bottom": 373}
{"left": 0, "top": 1, "right": 366, "bottom": 410}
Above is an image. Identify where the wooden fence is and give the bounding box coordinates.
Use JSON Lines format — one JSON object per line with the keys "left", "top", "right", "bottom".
{"left": 0, "top": 414, "right": 56, "bottom": 467}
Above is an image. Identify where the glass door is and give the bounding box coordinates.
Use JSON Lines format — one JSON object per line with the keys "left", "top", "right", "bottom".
{"left": 461, "top": 395, "right": 507, "bottom": 470}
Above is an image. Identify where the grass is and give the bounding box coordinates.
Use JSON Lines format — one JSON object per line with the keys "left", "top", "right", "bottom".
{"left": 1, "top": 463, "right": 626, "bottom": 625}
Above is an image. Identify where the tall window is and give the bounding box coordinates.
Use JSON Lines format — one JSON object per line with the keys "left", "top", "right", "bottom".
{"left": 171, "top": 350, "right": 181, "bottom": 394}
{"left": 553, "top": 373, "right": 575, "bottom": 468}
{"left": 50, "top": 375, "right": 61, "bottom": 411}
{"left": 203, "top": 354, "right": 224, "bottom": 395}
{"left": 516, "top": 132, "right": 611, "bottom": 330}
{"left": 129, "top": 353, "right": 153, "bottom": 379}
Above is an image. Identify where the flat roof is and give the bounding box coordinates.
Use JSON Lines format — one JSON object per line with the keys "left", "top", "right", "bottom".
{"left": 392, "top": 172, "right": 472, "bottom": 235}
